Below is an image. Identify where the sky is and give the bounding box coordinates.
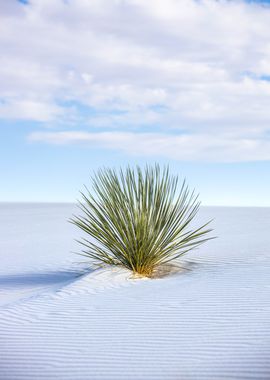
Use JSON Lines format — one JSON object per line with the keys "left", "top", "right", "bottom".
{"left": 0, "top": 0, "right": 270, "bottom": 206}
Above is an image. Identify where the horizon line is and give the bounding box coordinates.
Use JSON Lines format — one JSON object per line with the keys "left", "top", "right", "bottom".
{"left": 0, "top": 201, "right": 269, "bottom": 208}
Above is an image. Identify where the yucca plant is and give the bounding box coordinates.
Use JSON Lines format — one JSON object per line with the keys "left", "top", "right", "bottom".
{"left": 71, "top": 165, "right": 212, "bottom": 277}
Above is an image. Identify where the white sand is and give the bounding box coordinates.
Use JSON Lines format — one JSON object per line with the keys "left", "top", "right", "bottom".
{"left": 0, "top": 204, "right": 270, "bottom": 379}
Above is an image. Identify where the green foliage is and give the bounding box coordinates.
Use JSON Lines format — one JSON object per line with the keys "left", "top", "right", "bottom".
{"left": 71, "top": 165, "right": 213, "bottom": 277}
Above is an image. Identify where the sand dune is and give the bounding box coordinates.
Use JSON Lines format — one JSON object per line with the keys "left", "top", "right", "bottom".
{"left": 0, "top": 204, "right": 270, "bottom": 379}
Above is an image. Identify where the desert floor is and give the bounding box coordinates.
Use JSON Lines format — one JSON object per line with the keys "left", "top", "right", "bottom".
{"left": 0, "top": 204, "right": 269, "bottom": 379}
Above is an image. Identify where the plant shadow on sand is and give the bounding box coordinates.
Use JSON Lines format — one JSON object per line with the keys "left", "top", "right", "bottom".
{"left": 0, "top": 261, "right": 199, "bottom": 291}
{"left": 0, "top": 270, "right": 84, "bottom": 288}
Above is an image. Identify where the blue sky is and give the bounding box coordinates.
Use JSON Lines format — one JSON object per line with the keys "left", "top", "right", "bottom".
{"left": 1, "top": 0, "right": 270, "bottom": 206}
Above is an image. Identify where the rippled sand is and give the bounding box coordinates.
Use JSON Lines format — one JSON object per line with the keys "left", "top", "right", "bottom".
{"left": 0, "top": 204, "right": 270, "bottom": 379}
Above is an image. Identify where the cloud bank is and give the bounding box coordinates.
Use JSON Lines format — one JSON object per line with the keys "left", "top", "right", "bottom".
{"left": 1, "top": 0, "right": 270, "bottom": 162}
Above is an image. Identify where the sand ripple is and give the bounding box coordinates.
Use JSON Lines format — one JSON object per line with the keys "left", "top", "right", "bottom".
{"left": 1, "top": 205, "right": 270, "bottom": 379}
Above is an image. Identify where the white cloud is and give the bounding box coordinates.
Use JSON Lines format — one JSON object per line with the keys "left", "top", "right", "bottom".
{"left": 29, "top": 130, "right": 270, "bottom": 163}
{"left": 1, "top": 0, "right": 270, "bottom": 161}
{"left": 0, "top": 98, "right": 63, "bottom": 122}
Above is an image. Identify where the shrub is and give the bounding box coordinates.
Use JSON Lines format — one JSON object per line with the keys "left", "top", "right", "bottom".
{"left": 71, "top": 165, "right": 213, "bottom": 277}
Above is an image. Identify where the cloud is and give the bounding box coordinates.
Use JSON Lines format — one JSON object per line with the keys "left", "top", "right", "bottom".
{"left": 0, "top": 99, "right": 63, "bottom": 122}
{"left": 29, "top": 130, "right": 270, "bottom": 163}
{"left": 1, "top": 0, "right": 270, "bottom": 161}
